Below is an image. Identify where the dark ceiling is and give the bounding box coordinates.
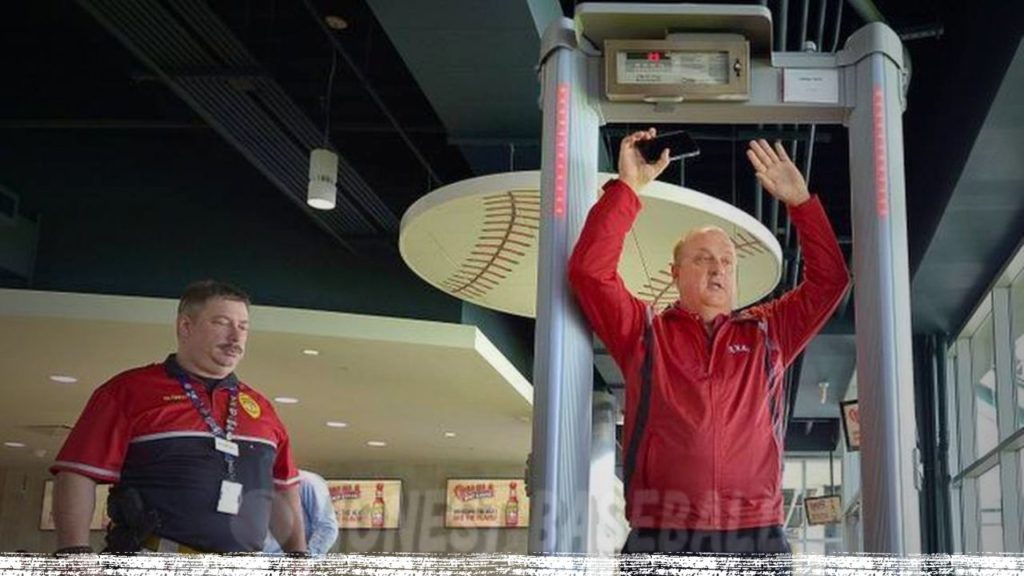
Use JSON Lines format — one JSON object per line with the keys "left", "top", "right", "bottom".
{"left": 1, "top": 0, "right": 1021, "bottom": 451}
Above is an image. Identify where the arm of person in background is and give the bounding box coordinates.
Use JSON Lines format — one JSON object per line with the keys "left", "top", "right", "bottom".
{"left": 265, "top": 397, "right": 307, "bottom": 554}
{"left": 270, "top": 484, "right": 308, "bottom": 554}
{"left": 746, "top": 139, "right": 851, "bottom": 365}
{"left": 304, "top": 474, "right": 339, "bottom": 555}
{"left": 567, "top": 128, "right": 671, "bottom": 367}
{"left": 53, "top": 471, "right": 97, "bottom": 551}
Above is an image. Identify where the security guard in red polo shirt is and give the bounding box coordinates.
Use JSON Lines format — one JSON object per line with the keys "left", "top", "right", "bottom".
{"left": 50, "top": 281, "right": 308, "bottom": 554}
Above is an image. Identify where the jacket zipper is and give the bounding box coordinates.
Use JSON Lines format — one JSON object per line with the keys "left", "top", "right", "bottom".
{"left": 706, "top": 319, "right": 729, "bottom": 528}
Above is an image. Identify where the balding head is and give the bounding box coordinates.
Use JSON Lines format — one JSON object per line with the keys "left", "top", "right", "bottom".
{"left": 671, "top": 226, "right": 738, "bottom": 322}
{"left": 673, "top": 226, "right": 734, "bottom": 264}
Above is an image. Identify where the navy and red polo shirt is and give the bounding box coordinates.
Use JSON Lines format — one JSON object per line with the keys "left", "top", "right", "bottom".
{"left": 51, "top": 355, "right": 300, "bottom": 552}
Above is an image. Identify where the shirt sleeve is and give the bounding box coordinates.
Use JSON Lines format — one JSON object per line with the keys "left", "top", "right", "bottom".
{"left": 270, "top": 411, "right": 300, "bottom": 490}
{"left": 567, "top": 179, "right": 647, "bottom": 374}
{"left": 50, "top": 379, "right": 132, "bottom": 482}
{"left": 303, "top": 473, "right": 339, "bottom": 555}
{"left": 756, "top": 195, "right": 851, "bottom": 367}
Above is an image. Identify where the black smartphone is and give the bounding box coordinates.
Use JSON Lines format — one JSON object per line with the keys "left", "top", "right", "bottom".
{"left": 637, "top": 131, "right": 700, "bottom": 163}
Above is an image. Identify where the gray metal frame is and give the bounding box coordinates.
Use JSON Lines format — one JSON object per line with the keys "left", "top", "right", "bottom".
{"left": 529, "top": 18, "right": 600, "bottom": 554}
{"left": 844, "top": 26, "right": 920, "bottom": 554}
{"left": 533, "top": 6, "right": 919, "bottom": 553}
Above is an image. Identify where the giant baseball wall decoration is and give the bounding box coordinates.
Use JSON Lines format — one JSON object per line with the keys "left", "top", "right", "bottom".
{"left": 400, "top": 171, "right": 782, "bottom": 318}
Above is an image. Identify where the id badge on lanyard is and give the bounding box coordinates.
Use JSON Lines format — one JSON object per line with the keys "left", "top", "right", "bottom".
{"left": 177, "top": 374, "right": 243, "bottom": 515}
{"left": 215, "top": 436, "right": 240, "bottom": 456}
{"left": 217, "top": 480, "right": 243, "bottom": 515}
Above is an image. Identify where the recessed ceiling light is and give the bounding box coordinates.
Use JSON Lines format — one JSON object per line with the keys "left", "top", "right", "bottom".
{"left": 326, "top": 421, "right": 348, "bottom": 428}
{"left": 366, "top": 440, "right": 387, "bottom": 447}
{"left": 273, "top": 397, "right": 300, "bottom": 404}
{"left": 4, "top": 442, "right": 26, "bottom": 448}
{"left": 49, "top": 375, "right": 78, "bottom": 384}
{"left": 443, "top": 431, "right": 457, "bottom": 438}
{"left": 302, "top": 349, "right": 320, "bottom": 356}
{"left": 325, "top": 15, "right": 348, "bottom": 30}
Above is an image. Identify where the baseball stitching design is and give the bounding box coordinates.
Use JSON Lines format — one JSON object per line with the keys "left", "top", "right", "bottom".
{"left": 441, "top": 190, "right": 540, "bottom": 300}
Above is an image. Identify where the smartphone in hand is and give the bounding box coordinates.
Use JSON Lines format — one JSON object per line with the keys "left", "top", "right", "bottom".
{"left": 637, "top": 131, "right": 700, "bottom": 163}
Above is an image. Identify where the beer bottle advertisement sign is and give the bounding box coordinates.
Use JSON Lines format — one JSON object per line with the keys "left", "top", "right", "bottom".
{"left": 326, "top": 480, "right": 402, "bottom": 529}
{"left": 445, "top": 478, "right": 530, "bottom": 528}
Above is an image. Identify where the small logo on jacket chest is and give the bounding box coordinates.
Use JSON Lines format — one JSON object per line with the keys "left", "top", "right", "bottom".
{"left": 727, "top": 344, "right": 751, "bottom": 354}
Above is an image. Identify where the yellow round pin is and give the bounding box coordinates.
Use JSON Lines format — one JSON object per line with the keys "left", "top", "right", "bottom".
{"left": 239, "top": 393, "right": 261, "bottom": 419}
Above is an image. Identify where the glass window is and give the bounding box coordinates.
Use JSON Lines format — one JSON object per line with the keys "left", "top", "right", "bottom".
{"left": 972, "top": 314, "right": 998, "bottom": 456}
{"left": 783, "top": 457, "right": 845, "bottom": 553}
{"left": 802, "top": 540, "right": 826, "bottom": 554}
{"left": 946, "top": 352, "right": 960, "bottom": 474}
{"left": 951, "top": 485, "right": 962, "bottom": 553}
{"left": 1020, "top": 451, "right": 1024, "bottom": 522}
{"left": 1011, "top": 271, "right": 1024, "bottom": 428}
{"left": 978, "top": 465, "right": 1003, "bottom": 552}
{"left": 805, "top": 458, "right": 840, "bottom": 492}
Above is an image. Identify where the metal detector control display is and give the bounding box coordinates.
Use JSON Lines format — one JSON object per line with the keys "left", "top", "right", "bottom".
{"left": 605, "top": 37, "right": 750, "bottom": 102}
{"left": 617, "top": 50, "right": 730, "bottom": 86}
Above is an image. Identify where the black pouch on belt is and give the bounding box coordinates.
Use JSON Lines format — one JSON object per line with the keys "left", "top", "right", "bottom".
{"left": 103, "top": 485, "right": 161, "bottom": 553}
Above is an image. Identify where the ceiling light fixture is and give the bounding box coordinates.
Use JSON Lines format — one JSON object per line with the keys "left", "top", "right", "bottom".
{"left": 302, "top": 349, "right": 320, "bottom": 356}
{"left": 443, "top": 431, "right": 457, "bottom": 438}
{"left": 273, "top": 396, "right": 300, "bottom": 405}
{"left": 307, "top": 47, "right": 340, "bottom": 211}
{"left": 366, "top": 440, "right": 387, "bottom": 447}
{"left": 307, "top": 148, "right": 338, "bottom": 210}
{"left": 326, "top": 421, "right": 348, "bottom": 428}
{"left": 4, "top": 442, "right": 26, "bottom": 448}
{"left": 49, "top": 375, "right": 78, "bottom": 384}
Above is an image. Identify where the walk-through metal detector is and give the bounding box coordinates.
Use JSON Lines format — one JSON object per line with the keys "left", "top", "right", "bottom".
{"left": 528, "top": 3, "right": 920, "bottom": 554}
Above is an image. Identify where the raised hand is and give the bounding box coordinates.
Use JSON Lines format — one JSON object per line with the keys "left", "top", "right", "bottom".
{"left": 746, "top": 139, "right": 810, "bottom": 207}
{"left": 618, "top": 128, "right": 670, "bottom": 193}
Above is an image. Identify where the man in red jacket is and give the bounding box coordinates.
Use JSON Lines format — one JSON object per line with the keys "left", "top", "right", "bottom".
{"left": 569, "top": 129, "right": 850, "bottom": 554}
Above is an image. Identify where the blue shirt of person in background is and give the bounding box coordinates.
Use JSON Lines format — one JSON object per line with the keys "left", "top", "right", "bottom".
{"left": 264, "top": 469, "right": 338, "bottom": 555}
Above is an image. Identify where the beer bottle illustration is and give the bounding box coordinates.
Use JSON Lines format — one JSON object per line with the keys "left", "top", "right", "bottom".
{"left": 504, "top": 481, "right": 519, "bottom": 527}
{"left": 370, "top": 483, "right": 386, "bottom": 528}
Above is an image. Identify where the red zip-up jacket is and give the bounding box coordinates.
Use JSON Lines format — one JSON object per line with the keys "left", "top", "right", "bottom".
{"left": 568, "top": 179, "right": 850, "bottom": 530}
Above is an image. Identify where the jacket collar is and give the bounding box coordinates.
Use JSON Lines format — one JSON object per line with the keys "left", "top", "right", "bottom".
{"left": 661, "top": 301, "right": 760, "bottom": 325}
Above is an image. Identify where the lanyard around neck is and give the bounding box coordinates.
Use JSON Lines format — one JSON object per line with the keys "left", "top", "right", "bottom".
{"left": 176, "top": 374, "right": 238, "bottom": 439}
{"left": 176, "top": 374, "right": 239, "bottom": 480}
